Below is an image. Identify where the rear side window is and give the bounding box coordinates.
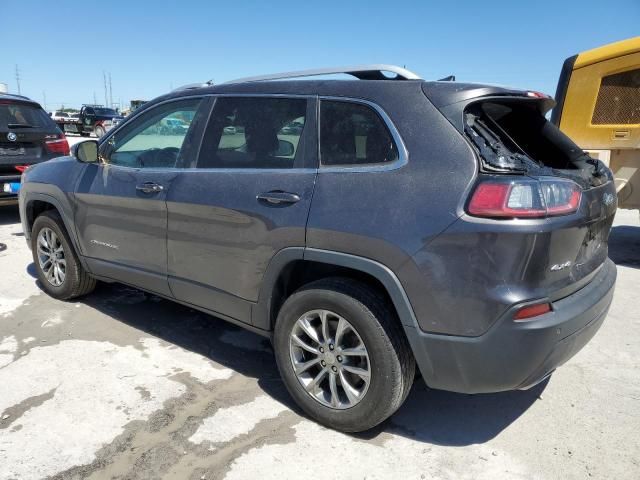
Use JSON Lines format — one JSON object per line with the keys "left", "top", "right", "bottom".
{"left": 197, "top": 97, "right": 308, "bottom": 169}
{"left": 320, "top": 100, "right": 398, "bottom": 166}
{"left": 0, "top": 103, "right": 55, "bottom": 129}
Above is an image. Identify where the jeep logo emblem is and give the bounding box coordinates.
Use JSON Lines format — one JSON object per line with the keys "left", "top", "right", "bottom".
{"left": 6, "top": 132, "right": 17, "bottom": 142}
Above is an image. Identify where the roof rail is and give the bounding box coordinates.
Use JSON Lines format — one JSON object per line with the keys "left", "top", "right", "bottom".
{"left": 172, "top": 80, "right": 214, "bottom": 92}
{"left": 223, "top": 64, "right": 422, "bottom": 84}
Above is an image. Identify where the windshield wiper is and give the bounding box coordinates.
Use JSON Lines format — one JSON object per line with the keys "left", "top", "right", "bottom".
{"left": 8, "top": 123, "right": 39, "bottom": 128}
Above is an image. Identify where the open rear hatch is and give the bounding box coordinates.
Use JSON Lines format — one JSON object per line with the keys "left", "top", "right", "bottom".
{"left": 427, "top": 86, "right": 617, "bottom": 299}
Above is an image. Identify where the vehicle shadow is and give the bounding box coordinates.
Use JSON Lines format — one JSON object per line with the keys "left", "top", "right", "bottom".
{"left": 54, "top": 280, "right": 545, "bottom": 447}
{"left": 0, "top": 205, "right": 20, "bottom": 226}
{"left": 608, "top": 225, "right": 640, "bottom": 269}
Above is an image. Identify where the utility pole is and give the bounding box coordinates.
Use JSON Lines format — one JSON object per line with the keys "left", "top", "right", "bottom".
{"left": 108, "top": 72, "right": 113, "bottom": 108}
{"left": 43, "top": 91, "right": 47, "bottom": 111}
{"left": 103, "top": 72, "right": 108, "bottom": 106}
{"left": 15, "top": 65, "right": 21, "bottom": 94}
{"left": 93, "top": 91, "right": 97, "bottom": 105}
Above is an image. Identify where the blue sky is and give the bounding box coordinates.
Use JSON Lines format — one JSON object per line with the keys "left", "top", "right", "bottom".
{"left": 2, "top": 0, "right": 638, "bottom": 110}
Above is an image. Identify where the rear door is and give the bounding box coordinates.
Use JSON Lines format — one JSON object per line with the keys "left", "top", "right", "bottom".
{"left": 74, "top": 97, "right": 208, "bottom": 296}
{"left": 166, "top": 95, "right": 317, "bottom": 325}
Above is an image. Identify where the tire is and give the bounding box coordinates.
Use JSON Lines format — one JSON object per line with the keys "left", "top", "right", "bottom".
{"left": 95, "top": 126, "right": 105, "bottom": 138}
{"left": 273, "top": 278, "right": 415, "bottom": 432}
{"left": 31, "top": 210, "right": 96, "bottom": 300}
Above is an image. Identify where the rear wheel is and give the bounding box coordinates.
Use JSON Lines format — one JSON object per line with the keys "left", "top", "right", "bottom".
{"left": 273, "top": 278, "right": 415, "bottom": 432}
{"left": 31, "top": 210, "right": 96, "bottom": 300}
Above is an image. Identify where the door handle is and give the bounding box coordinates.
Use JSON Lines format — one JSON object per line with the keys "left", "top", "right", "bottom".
{"left": 136, "top": 182, "right": 164, "bottom": 194}
{"left": 256, "top": 191, "right": 301, "bottom": 205}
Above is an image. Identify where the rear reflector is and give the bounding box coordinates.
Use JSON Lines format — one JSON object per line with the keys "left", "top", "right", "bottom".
{"left": 468, "top": 177, "right": 581, "bottom": 218}
{"left": 514, "top": 302, "right": 552, "bottom": 321}
{"left": 45, "top": 134, "right": 70, "bottom": 156}
{"left": 14, "top": 165, "right": 28, "bottom": 173}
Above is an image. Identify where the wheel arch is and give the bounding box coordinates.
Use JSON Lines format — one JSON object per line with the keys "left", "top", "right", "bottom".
{"left": 22, "top": 193, "right": 88, "bottom": 269}
{"left": 253, "top": 247, "right": 420, "bottom": 333}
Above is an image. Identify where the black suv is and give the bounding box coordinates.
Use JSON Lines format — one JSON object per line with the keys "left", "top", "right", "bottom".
{"left": 18, "top": 65, "right": 617, "bottom": 432}
{"left": 1, "top": 94, "right": 69, "bottom": 205}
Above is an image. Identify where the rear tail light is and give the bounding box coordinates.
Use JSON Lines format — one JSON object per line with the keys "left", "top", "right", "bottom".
{"left": 468, "top": 177, "right": 581, "bottom": 218}
{"left": 14, "top": 165, "right": 28, "bottom": 173}
{"left": 514, "top": 302, "right": 552, "bottom": 321}
{"left": 44, "top": 134, "right": 70, "bottom": 156}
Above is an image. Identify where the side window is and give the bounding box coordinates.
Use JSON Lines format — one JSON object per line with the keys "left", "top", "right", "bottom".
{"left": 106, "top": 99, "right": 202, "bottom": 168}
{"left": 197, "top": 97, "right": 307, "bottom": 169}
{"left": 320, "top": 100, "right": 399, "bottom": 166}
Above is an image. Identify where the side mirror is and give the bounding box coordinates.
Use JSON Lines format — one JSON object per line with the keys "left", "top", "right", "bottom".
{"left": 72, "top": 140, "right": 99, "bottom": 163}
{"left": 277, "top": 139, "right": 295, "bottom": 157}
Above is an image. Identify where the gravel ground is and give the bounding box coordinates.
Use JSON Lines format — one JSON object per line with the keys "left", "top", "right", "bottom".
{"left": 0, "top": 204, "right": 638, "bottom": 480}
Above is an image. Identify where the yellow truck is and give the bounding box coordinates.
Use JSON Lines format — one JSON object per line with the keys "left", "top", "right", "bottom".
{"left": 552, "top": 36, "right": 640, "bottom": 213}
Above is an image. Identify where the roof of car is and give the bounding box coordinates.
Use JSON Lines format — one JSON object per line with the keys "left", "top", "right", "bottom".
{"left": 0, "top": 93, "right": 39, "bottom": 105}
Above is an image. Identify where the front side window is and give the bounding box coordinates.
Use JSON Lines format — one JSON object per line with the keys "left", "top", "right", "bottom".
{"left": 197, "top": 97, "right": 308, "bottom": 169}
{"left": 106, "top": 99, "right": 202, "bottom": 168}
{"left": 320, "top": 100, "right": 398, "bottom": 166}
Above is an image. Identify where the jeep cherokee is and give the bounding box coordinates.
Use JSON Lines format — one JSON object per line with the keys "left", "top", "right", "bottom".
{"left": 18, "top": 65, "right": 617, "bottom": 432}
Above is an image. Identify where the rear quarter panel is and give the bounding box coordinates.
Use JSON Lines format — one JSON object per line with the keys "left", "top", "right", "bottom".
{"left": 306, "top": 89, "right": 478, "bottom": 328}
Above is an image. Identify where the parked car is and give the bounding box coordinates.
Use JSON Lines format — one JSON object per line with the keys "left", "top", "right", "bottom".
{"left": 18, "top": 65, "right": 617, "bottom": 432}
{"left": 1, "top": 93, "right": 69, "bottom": 205}
{"left": 50, "top": 111, "right": 70, "bottom": 130}
{"left": 160, "top": 117, "right": 189, "bottom": 135}
{"left": 59, "top": 105, "right": 124, "bottom": 138}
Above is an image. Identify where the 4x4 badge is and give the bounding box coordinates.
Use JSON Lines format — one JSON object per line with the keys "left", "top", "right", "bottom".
{"left": 603, "top": 192, "right": 615, "bottom": 206}
{"left": 7, "top": 132, "right": 17, "bottom": 142}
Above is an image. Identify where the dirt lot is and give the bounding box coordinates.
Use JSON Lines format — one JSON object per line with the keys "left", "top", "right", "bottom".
{"left": 0, "top": 203, "right": 638, "bottom": 480}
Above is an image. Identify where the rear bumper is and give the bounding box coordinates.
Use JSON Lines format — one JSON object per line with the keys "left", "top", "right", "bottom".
{"left": 406, "top": 258, "right": 616, "bottom": 393}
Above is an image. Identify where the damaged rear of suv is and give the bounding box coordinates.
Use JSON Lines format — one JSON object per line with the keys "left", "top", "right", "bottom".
{"left": 20, "top": 66, "right": 617, "bottom": 432}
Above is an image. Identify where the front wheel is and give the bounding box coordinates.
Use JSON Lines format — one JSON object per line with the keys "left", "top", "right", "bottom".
{"left": 273, "top": 278, "right": 415, "bottom": 432}
{"left": 31, "top": 210, "right": 96, "bottom": 300}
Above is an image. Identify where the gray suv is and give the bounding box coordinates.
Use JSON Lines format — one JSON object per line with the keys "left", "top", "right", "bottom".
{"left": 19, "top": 65, "right": 617, "bottom": 432}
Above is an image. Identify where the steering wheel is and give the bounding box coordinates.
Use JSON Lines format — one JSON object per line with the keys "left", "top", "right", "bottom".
{"left": 138, "top": 147, "right": 180, "bottom": 168}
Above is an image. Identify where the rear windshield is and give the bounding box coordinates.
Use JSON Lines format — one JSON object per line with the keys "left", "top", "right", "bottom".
{"left": 94, "top": 108, "right": 119, "bottom": 116}
{"left": 464, "top": 99, "right": 610, "bottom": 187}
{"left": 0, "top": 103, "right": 55, "bottom": 129}
{"left": 471, "top": 101, "right": 586, "bottom": 169}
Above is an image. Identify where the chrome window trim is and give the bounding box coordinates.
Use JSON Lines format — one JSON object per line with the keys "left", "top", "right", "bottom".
{"left": 100, "top": 93, "right": 407, "bottom": 173}
{"left": 318, "top": 96, "right": 409, "bottom": 173}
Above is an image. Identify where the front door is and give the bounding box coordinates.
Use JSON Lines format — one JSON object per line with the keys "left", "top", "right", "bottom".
{"left": 167, "top": 96, "right": 317, "bottom": 324}
{"left": 74, "top": 97, "right": 208, "bottom": 296}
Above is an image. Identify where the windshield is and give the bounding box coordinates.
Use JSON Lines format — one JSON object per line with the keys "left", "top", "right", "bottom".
{"left": 94, "top": 108, "right": 119, "bottom": 116}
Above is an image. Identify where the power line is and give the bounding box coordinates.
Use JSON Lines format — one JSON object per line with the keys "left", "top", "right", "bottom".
{"left": 103, "top": 71, "right": 108, "bottom": 106}
{"left": 108, "top": 72, "right": 113, "bottom": 108}
{"left": 15, "top": 65, "right": 21, "bottom": 95}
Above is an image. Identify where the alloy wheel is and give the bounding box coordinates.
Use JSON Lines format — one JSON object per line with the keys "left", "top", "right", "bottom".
{"left": 36, "top": 227, "right": 66, "bottom": 287}
{"left": 289, "top": 309, "right": 371, "bottom": 409}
